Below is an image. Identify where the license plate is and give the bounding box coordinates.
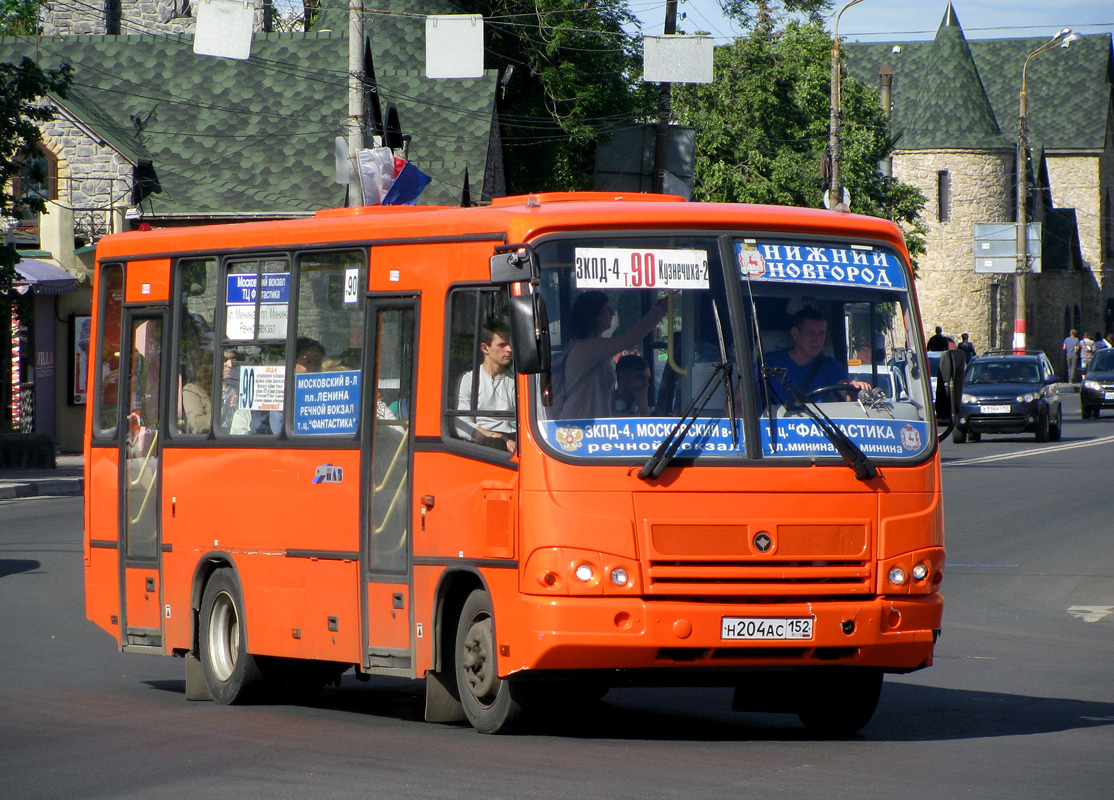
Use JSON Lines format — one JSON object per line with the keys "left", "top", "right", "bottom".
{"left": 981, "top": 404, "right": 1010, "bottom": 414}
{"left": 721, "top": 617, "right": 814, "bottom": 640}
{"left": 1104, "top": 392, "right": 1114, "bottom": 400}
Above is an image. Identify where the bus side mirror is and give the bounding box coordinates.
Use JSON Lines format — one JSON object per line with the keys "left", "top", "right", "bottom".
{"left": 509, "top": 291, "right": 550, "bottom": 374}
{"left": 490, "top": 244, "right": 538, "bottom": 284}
{"left": 935, "top": 349, "right": 966, "bottom": 422}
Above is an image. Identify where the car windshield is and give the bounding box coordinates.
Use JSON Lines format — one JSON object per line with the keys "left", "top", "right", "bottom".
{"left": 1089, "top": 349, "right": 1114, "bottom": 371}
{"left": 966, "top": 360, "right": 1039, "bottom": 384}
{"left": 530, "top": 234, "right": 934, "bottom": 465}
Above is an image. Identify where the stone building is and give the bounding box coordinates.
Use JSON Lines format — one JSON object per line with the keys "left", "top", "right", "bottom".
{"left": 1, "top": 0, "right": 504, "bottom": 452}
{"left": 846, "top": 3, "right": 1114, "bottom": 370}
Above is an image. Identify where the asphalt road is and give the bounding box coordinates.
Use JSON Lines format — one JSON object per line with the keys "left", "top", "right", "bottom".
{"left": 2, "top": 393, "right": 1111, "bottom": 799}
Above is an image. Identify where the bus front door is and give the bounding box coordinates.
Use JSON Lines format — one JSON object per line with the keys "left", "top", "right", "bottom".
{"left": 119, "top": 311, "right": 165, "bottom": 651}
{"left": 362, "top": 298, "right": 417, "bottom": 672}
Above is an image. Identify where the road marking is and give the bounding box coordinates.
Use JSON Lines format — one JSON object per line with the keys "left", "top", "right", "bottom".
{"left": 948, "top": 562, "right": 1018, "bottom": 568}
{"left": 947, "top": 433, "right": 1114, "bottom": 466}
{"left": 1067, "top": 606, "right": 1114, "bottom": 623}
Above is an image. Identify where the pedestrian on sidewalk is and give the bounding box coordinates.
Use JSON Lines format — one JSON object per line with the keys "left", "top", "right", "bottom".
{"left": 1063, "top": 329, "right": 1080, "bottom": 382}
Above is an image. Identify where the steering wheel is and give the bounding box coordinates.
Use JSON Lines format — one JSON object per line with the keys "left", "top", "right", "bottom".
{"left": 805, "top": 383, "right": 856, "bottom": 401}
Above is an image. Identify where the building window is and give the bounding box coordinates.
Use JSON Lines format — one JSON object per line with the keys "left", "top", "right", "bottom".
{"left": 937, "top": 170, "right": 951, "bottom": 222}
{"left": 12, "top": 147, "right": 58, "bottom": 228}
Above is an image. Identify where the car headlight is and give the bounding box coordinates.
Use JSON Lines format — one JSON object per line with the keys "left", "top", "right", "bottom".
{"left": 1083, "top": 380, "right": 1101, "bottom": 391}
{"left": 962, "top": 393, "right": 977, "bottom": 404}
{"left": 1016, "top": 392, "right": 1036, "bottom": 403}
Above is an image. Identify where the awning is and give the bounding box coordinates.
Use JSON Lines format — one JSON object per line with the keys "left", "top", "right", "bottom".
{"left": 13, "top": 258, "right": 78, "bottom": 295}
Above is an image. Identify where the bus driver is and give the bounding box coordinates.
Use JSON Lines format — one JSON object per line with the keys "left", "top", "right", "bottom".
{"left": 762, "top": 306, "right": 871, "bottom": 405}
{"left": 456, "top": 319, "right": 517, "bottom": 452}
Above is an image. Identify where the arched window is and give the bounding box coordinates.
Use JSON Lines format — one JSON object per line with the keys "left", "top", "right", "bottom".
{"left": 13, "top": 146, "right": 58, "bottom": 227}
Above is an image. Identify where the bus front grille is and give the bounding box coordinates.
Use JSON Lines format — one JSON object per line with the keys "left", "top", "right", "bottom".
{"left": 645, "top": 559, "right": 873, "bottom": 597}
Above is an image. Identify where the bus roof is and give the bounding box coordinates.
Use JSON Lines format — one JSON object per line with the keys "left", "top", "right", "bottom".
{"left": 94, "top": 193, "right": 910, "bottom": 262}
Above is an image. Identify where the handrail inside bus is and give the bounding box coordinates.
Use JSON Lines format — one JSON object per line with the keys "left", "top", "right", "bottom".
{"left": 666, "top": 291, "right": 687, "bottom": 376}
{"left": 128, "top": 429, "right": 159, "bottom": 526}
{"left": 373, "top": 421, "right": 408, "bottom": 495}
{"left": 374, "top": 470, "right": 409, "bottom": 545}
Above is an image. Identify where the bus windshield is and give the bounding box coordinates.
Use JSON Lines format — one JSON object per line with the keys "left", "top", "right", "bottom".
{"left": 532, "top": 234, "right": 934, "bottom": 464}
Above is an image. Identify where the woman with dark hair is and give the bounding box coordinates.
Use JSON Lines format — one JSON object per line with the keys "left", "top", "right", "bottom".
{"left": 557, "top": 290, "right": 667, "bottom": 419}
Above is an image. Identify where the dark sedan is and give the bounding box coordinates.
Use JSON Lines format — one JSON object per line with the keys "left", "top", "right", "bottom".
{"left": 1080, "top": 347, "right": 1114, "bottom": 418}
{"left": 954, "top": 352, "right": 1062, "bottom": 442}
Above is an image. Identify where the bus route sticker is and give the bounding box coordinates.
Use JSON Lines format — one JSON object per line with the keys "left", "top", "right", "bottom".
{"left": 574, "top": 248, "right": 710, "bottom": 290}
{"left": 293, "top": 370, "right": 361, "bottom": 435}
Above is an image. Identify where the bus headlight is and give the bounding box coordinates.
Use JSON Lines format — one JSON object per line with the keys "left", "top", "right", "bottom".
{"left": 575, "top": 563, "right": 594, "bottom": 583}
{"left": 888, "top": 566, "right": 907, "bottom": 586}
{"left": 911, "top": 562, "right": 929, "bottom": 582}
{"left": 610, "top": 567, "right": 629, "bottom": 587}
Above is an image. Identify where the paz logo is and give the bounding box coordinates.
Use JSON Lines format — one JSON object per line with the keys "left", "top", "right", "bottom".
{"left": 555, "top": 426, "right": 585, "bottom": 452}
{"left": 900, "top": 424, "right": 922, "bottom": 451}
{"left": 313, "top": 464, "right": 344, "bottom": 483}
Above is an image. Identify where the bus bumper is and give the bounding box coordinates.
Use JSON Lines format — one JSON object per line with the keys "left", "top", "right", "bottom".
{"left": 501, "top": 593, "right": 942, "bottom": 677}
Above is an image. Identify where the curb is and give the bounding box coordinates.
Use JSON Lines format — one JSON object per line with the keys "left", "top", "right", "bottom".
{"left": 0, "top": 478, "right": 84, "bottom": 500}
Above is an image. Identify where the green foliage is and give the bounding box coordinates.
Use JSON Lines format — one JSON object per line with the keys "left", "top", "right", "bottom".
{"left": 454, "top": 0, "right": 652, "bottom": 194}
{"left": 672, "top": 19, "right": 926, "bottom": 267}
{"left": 717, "top": 0, "right": 832, "bottom": 30}
{"left": 0, "top": 57, "right": 72, "bottom": 292}
{"left": 0, "top": 0, "right": 42, "bottom": 35}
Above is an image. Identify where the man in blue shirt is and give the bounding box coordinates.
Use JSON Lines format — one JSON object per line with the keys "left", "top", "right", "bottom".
{"left": 762, "top": 307, "right": 871, "bottom": 405}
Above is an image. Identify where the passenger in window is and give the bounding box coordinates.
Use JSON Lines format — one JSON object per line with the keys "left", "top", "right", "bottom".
{"left": 556, "top": 291, "right": 667, "bottom": 420}
{"left": 220, "top": 349, "right": 242, "bottom": 431}
{"left": 457, "top": 319, "right": 516, "bottom": 452}
{"left": 612, "top": 354, "right": 651, "bottom": 416}
{"left": 295, "top": 337, "right": 325, "bottom": 373}
{"left": 182, "top": 361, "right": 213, "bottom": 434}
{"left": 763, "top": 307, "right": 871, "bottom": 405}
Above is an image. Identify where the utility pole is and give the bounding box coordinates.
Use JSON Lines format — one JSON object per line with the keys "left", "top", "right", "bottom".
{"left": 828, "top": 0, "right": 865, "bottom": 210}
{"left": 651, "top": 0, "right": 678, "bottom": 195}
{"left": 1014, "top": 28, "right": 1079, "bottom": 351}
{"left": 348, "top": 0, "right": 365, "bottom": 206}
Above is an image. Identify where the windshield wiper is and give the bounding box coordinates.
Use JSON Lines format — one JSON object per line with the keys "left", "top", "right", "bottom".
{"left": 639, "top": 360, "right": 733, "bottom": 480}
{"left": 763, "top": 366, "right": 879, "bottom": 481}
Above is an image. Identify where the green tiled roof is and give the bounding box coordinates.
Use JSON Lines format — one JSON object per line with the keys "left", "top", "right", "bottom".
{"left": 845, "top": 4, "right": 1113, "bottom": 154}
{"left": 0, "top": 1, "right": 499, "bottom": 217}
{"left": 897, "top": 7, "right": 1002, "bottom": 150}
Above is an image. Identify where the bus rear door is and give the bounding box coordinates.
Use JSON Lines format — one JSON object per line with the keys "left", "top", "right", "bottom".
{"left": 119, "top": 308, "right": 166, "bottom": 651}
{"left": 362, "top": 297, "right": 418, "bottom": 672}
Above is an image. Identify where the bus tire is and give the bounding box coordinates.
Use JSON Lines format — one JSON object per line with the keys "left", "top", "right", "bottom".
{"left": 796, "top": 670, "right": 882, "bottom": 736}
{"left": 199, "top": 568, "right": 265, "bottom": 705}
{"left": 454, "top": 588, "right": 528, "bottom": 734}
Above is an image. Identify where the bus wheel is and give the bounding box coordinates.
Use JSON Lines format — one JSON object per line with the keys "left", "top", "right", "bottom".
{"left": 199, "top": 569, "right": 265, "bottom": 705}
{"left": 454, "top": 589, "right": 527, "bottom": 734}
{"left": 796, "top": 670, "right": 882, "bottom": 736}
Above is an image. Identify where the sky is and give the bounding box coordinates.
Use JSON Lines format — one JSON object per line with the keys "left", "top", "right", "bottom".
{"left": 629, "top": 0, "right": 1114, "bottom": 43}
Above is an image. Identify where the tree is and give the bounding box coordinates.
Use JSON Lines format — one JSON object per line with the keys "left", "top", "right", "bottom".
{"left": 717, "top": 0, "right": 832, "bottom": 29}
{"left": 0, "top": 57, "right": 72, "bottom": 293}
{"left": 452, "top": 0, "right": 652, "bottom": 194}
{"left": 0, "top": 0, "right": 42, "bottom": 36}
{"left": 672, "top": 19, "right": 926, "bottom": 263}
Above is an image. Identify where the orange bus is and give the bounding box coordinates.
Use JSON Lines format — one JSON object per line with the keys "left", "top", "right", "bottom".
{"left": 85, "top": 192, "right": 949, "bottom": 734}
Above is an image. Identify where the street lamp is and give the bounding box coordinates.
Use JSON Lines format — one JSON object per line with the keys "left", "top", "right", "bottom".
{"left": 828, "top": 0, "right": 866, "bottom": 211}
{"left": 1013, "top": 28, "right": 1081, "bottom": 351}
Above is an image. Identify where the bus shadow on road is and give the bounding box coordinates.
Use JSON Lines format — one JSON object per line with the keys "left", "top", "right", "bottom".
{"left": 0, "top": 558, "right": 41, "bottom": 578}
{"left": 143, "top": 676, "right": 1114, "bottom": 742}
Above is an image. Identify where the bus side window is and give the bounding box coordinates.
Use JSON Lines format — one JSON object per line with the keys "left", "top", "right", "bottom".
{"left": 290, "top": 250, "right": 366, "bottom": 437}
{"left": 218, "top": 258, "right": 289, "bottom": 437}
{"left": 175, "top": 258, "right": 218, "bottom": 436}
{"left": 444, "top": 288, "right": 517, "bottom": 454}
{"left": 93, "top": 264, "right": 125, "bottom": 439}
